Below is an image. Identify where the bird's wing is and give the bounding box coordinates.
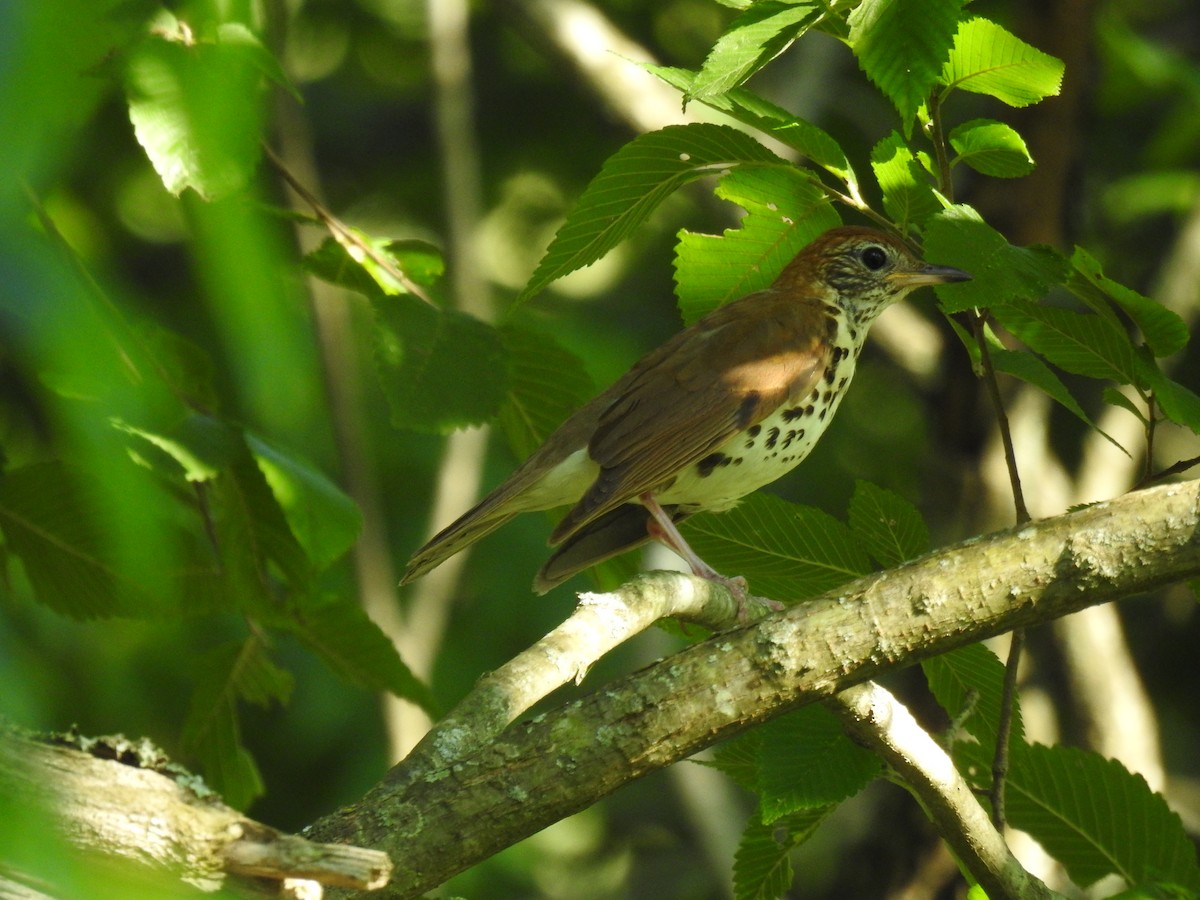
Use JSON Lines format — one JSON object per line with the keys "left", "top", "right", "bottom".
{"left": 549, "top": 293, "right": 836, "bottom": 544}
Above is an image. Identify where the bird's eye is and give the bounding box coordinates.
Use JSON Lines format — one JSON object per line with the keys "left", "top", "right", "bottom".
{"left": 860, "top": 245, "right": 889, "bottom": 270}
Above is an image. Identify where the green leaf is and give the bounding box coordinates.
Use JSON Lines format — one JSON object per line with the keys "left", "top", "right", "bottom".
{"left": 124, "top": 14, "right": 267, "bottom": 199}
{"left": 989, "top": 348, "right": 1128, "bottom": 454}
{"left": 849, "top": 0, "right": 965, "bottom": 126}
{"left": 116, "top": 412, "right": 240, "bottom": 482}
{"left": 210, "top": 433, "right": 314, "bottom": 596}
{"left": 994, "top": 302, "right": 1140, "bottom": 384}
{"left": 870, "top": 131, "right": 941, "bottom": 232}
{"left": 923, "top": 205, "right": 1068, "bottom": 313}
{"left": 688, "top": 1, "right": 821, "bottom": 102}
{"left": 674, "top": 166, "right": 841, "bottom": 324}
{"left": 370, "top": 294, "right": 508, "bottom": 433}
{"left": 644, "top": 66, "right": 857, "bottom": 189}
{"left": 1136, "top": 360, "right": 1200, "bottom": 435}
{"left": 181, "top": 639, "right": 288, "bottom": 808}
{"left": 1007, "top": 744, "right": 1200, "bottom": 891}
{"left": 940, "top": 17, "right": 1065, "bottom": 107}
{"left": 287, "top": 596, "right": 437, "bottom": 715}
{"left": 847, "top": 480, "right": 929, "bottom": 568}
{"left": 1068, "top": 247, "right": 1189, "bottom": 358}
{"left": 923, "top": 642, "right": 1020, "bottom": 758}
{"left": 247, "top": 433, "right": 362, "bottom": 572}
{"left": 709, "top": 729, "right": 764, "bottom": 791}
{"left": 0, "top": 462, "right": 129, "bottom": 618}
{"left": 303, "top": 235, "right": 444, "bottom": 299}
{"left": 514, "top": 124, "right": 783, "bottom": 305}
{"left": 496, "top": 323, "right": 595, "bottom": 462}
{"left": 758, "top": 706, "right": 882, "bottom": 820}
{"left": 733, "top": 806, "right": 830, "bottom": 900}
{"left": 948, "top": 118, "right": 1035, "bottom": 177}
{"left": 682, "top": 493, "right": 872, "bottom": 603}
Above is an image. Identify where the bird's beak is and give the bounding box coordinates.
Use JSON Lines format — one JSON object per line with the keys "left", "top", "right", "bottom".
{"left": 887, "top": 263, "right": 972, "bottom": 288}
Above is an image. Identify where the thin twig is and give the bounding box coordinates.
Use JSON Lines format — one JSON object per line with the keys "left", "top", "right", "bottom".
{"left": 262, "top": 144, "right": 436, "bottom": 305}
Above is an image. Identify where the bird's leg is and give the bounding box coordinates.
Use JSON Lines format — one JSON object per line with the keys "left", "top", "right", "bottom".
{"left": 639, "top": 492, "right": 761, "bottom": 617}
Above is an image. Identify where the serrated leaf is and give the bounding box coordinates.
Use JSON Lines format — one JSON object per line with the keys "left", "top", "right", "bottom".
{"left": 870, "top": 131, "right": 941, "bottom": 232}
{"left": 0, "top": 462, "right": 130, "bottom": 618}
{"left": 849, "top": 0, "right": 965, "bottom": 126}
{"left": 288, "top": 596, "right": 437, "bottom": 715}
{"left": 182, "top": 639, "right": 281, "bottom": 808}
{"left": 674, "top": 166, "right": 841, "bottom": 324}
{"left": 514, "top": 124, "right": 784, "bottom": 305}
{"left": 303, "top": 235, "right": 444, "bottom": 299}
{"left": 847, "top": 480, "right": 928, "bottom": 568}
{"left": 709, "top": 730, "right": 764, "bottom": 791}
{"left": 948, "top": 118, "right": 1035, "bottom": 177}
{"left": 1007, "top": 744, "right": 1200, "bottom": 891}
{"left": 688, "top": 1, "right": 821, "bottom": 102}
{"left": 682, "top": 493, "right": 872, "bottom": 603}
{"left": 370, "top": 294, "right": 508, "bottom": 433}
{"left": 116, "top": 412, "right": 239, "bottom": 482}
{"left": 496, "top": 323, "right": 595, "bottom": 461}
{"left": 923, "top": 206, "right": 1068, "bottom": 313}
{"left": 644, "top": 66, "right": 857, "bottom": 189}
{"left": 247, "top": 433, "right": 362, "bottom": 572}
{"left": 1136, "top": 360, "right": 1200, "bottom": 435}
{"left": 733, "top": 806, "right": 830, "bottom": 900}
{"left": 1068, "top": 247, "right": 1188, "bottom": 358}
{"left": 1103, "top": 387, "right": 1148, "bottom": 425}
{"left": 758, "top": 706, "right": 882, "bottom": 820}
{"left": 939, "top": 17, "right": 1065, "bottom": 107}
{"left": 989, "top": 348, "right": 1128, "bottom": 454}
{"left": 211, "top": 433, "right": 314, "bottom": 596}
{"left": 124, "top": 17, "right": 267, "bottom": 199}
{"left": 994, "top": 302, "right": 1140, "bottom": 384}
{"left": 923, "top": 642, "right": 1021, "bottom": 758}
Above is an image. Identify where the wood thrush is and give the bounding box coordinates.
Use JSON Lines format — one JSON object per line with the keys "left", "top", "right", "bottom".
{"left": 402, "top": 226, "right": 970, "bottom": 596}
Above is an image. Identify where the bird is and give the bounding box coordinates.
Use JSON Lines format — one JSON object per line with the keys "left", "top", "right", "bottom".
{"left": 402, "top": 226, "right": 970, "bottom": 598}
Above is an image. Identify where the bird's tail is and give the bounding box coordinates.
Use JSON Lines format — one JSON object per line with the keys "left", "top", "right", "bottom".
{"left": 401, "top": 506, "right": 518, "bottom": 585}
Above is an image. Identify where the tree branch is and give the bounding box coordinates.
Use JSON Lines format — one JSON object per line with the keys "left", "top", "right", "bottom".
{"left": 306, "top": 480, "right": 1200, "bottom": 898}
{"left": 827, "top": 683, "right": 1061, "bottom": 900}
{"left": 0, "top": 728, "right": 391, "bottom": 897}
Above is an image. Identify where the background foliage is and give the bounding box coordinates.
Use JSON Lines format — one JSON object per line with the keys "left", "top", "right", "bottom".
{"left": 2, "top": 0, "right": 1199, "bottom": 897}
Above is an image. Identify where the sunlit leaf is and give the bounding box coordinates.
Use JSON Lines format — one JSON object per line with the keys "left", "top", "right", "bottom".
{"left": 923, "top": 205, "right": 1068, "bottom": 313}
{"left": 940, "top": 17, "right": 1065, "bottom": 107}
{"left": 674, "top": 166, "right": 840, "bottom": 324}
{"left": 515, "top": 124, "right": 783, "bottom": 305}
{"left": 124, "top": 14, "right": 268, "bottom": 199}
{"left": 688, "top": 1, "right": 821, "bottom": 102}
{"left": 849, "top": 0, "right": 964, "bottom": 126}
{"left": 870, "top": 131, "right": 941, "bottom": 231}
{"left": 948, "top": 118, "right": 1035, "bottom": 177}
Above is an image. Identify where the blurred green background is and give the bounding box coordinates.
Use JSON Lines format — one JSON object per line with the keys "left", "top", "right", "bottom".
{"left": 1, "top": 0, "right": 1198, "bottom": 897}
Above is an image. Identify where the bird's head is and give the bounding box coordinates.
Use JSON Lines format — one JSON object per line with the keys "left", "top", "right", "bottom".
{"left": 776, "top": 226, "right": 971, "bottom": 326}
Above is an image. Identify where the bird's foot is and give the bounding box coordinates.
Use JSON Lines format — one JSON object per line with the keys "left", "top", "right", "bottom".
{"left": 691, "top": 565, "right": 781, "bottom": 623}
